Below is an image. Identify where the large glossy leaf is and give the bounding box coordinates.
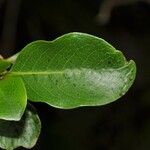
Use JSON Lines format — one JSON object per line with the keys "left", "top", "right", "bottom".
{"left": 0, "top": 76, "right": 27, "bottom": 120}
{"left": 10, "top": 32, "right": 136, "bottom": 108}
{"left": 0, "top": 105, "right": 41, "bottom": 150}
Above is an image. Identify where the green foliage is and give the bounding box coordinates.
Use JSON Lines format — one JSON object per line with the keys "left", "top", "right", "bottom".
{"left": 0, "top": 59, "right": 11, "bottom": 73}
{"left": 0, "top": 32, "right": 136, "bottom": 149}
{"left": 0, "top": 105, "right": 41, "bottom": 150}
{"left": 0, "top": 76, "right": 26, "bottom": 121}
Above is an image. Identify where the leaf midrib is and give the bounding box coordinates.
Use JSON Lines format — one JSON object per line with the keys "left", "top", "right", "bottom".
{"left": 7, "top": 61, "right": 133, "bottom": 76}
{"left": 9, "top": 71, "right": 64, "bottom": 76}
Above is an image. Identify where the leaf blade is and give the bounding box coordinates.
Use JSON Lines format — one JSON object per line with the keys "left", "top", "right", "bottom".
{"left": 0, "top": 105, "right": 41, "bottom": 150}
{"left": 11, "top": 32, "right": 136, "bottom": 108}
{"left": 0, "top": 76, "right": 27, "bottom": 120}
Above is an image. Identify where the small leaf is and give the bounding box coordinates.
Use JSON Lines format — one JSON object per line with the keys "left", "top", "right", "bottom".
{"left": 10, "top": 32, "right": 136, "bottom": 108}
{"left": 0, "top": 59, "right": 11, "bottom": 73}
{"left": 0, "top": 104, "right": 41, "bottom": 150}
{"left": 0, "top": 76, "right": 27, "bottom": 120}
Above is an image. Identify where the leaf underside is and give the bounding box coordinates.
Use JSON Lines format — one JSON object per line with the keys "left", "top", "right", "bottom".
{"left": 0, "top": 105, "right": 41, "bottom": 150}
{"left": 10, "top": 32, "right": 136, "bottom": 109}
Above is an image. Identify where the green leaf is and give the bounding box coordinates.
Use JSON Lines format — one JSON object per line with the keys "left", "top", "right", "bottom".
{"left": 10, "top": 32, "right": 136, "bottom": 108}
{"left": 0, "top": 76, "right": 27, "bottom": 120}
{"left": 0, "top": 59, "right": 11, "bottom": 73}
{"left": 0, "top": 104, "right": 41, "bottom": 150}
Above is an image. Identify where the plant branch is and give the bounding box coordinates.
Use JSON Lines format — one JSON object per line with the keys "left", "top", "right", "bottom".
{"left": 6, "top": 52, "right": 20, "bottom": 63}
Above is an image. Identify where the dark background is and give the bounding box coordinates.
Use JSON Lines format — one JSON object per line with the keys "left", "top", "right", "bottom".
{"left": 0, "top": 0, "right": 150, "bottom": 149}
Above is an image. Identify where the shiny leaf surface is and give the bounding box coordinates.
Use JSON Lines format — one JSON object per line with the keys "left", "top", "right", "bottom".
{"left": 10, "top": 32, "right": 136, "bottom": 108}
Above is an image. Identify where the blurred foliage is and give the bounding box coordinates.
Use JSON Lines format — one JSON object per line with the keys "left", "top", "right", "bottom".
{"left": 0, "top": 0, "right": 150, "bottom": 149}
